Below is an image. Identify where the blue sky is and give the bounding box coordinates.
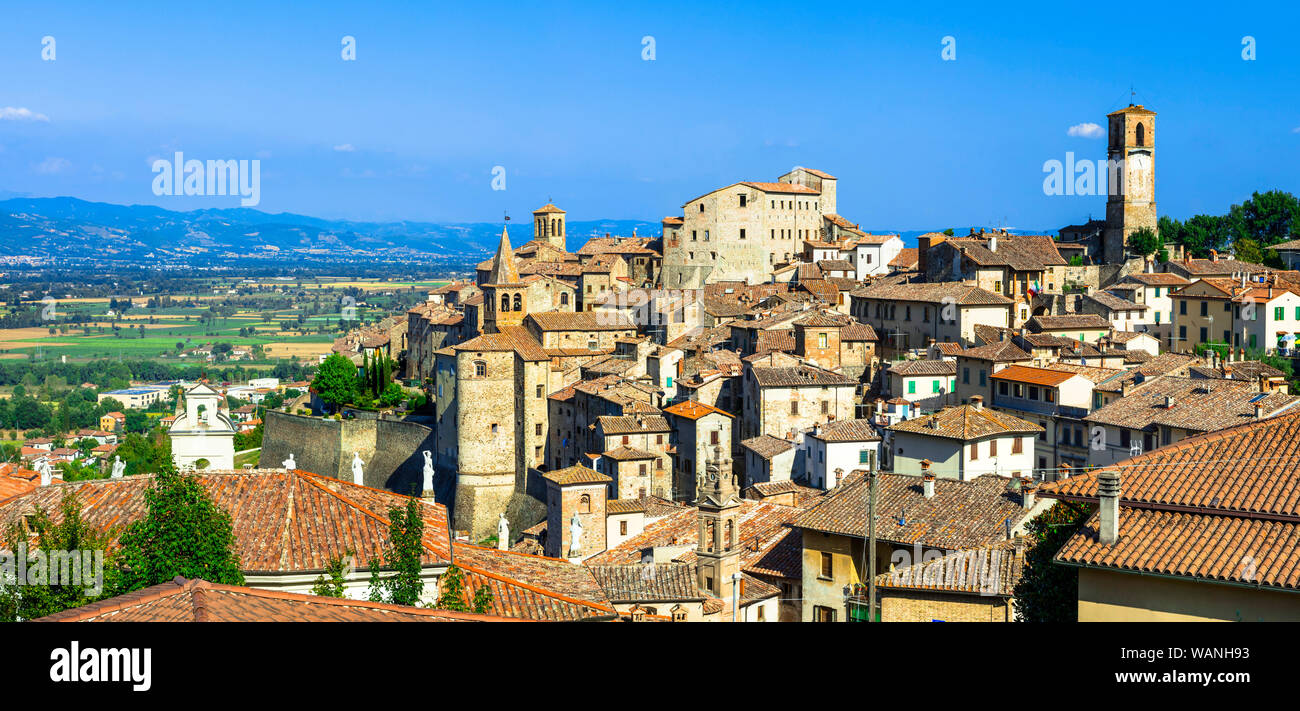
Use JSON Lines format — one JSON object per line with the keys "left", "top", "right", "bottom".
{"left": 1, "top": 1, "right": 1297, "bottom": 230}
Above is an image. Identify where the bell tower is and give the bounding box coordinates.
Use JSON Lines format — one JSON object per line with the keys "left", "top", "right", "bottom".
{"left": 1103, "top": 104, "right": 1157, "bottom": 264}
{"left": 695, "top": 445, "right": 742, "bottom": 602}
{"left": 533, "top": 203, "right": 567, "bottom": 251}
{"left": 483, "top": 225, "right": 526, "bottom": 334}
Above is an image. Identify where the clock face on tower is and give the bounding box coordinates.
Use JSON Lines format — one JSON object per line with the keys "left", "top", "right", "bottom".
{"left": 1126, "top": 150, "right": 1152, "bottom": 201}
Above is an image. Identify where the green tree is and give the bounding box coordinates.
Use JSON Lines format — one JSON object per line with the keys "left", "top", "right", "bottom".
{"left": 312, "top": 353, "right": 358, "bottom": 413}
{"left": 1232, "top": 237, "right": 1266, "bottom": 267}
{"left": 364, "top": 498, "right": 425, "bottom": 606}
{"left": 1, "top": 488, "right": 111, "bottom": 621}
{"left": 1227, "top": 190, "right": 1300, "bottom": 246}
{"left": 1180, "top": 214, "right": 1232, "bottom": 258}
{"left": 107, "top": 460, "right": 245, "bottom": 595}
{"left": 1127, "top": 226, "right": 1161, "bottom": 256}
{"left": 311, "top": 553, "right": 354, "bottom": 598}
{"left": 1013, "top": 501, "right": 1093, "bottom": 622}
{"left": 434, "top": 563, "right": 471, "bottom": 612}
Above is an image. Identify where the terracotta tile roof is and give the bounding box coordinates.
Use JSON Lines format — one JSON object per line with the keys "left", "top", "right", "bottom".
{"left": 795, "top": 168, "right": 836, "bottom": 179}
{"left": 794, "top": 312, "right": 848, "bottom": 328}
{"left": 945, "top": 234, "right": 1068, "bottom": 271}
{"left": 739, "top": 181, "right": 819, "bottom": 194}
{"left": 850, "top": 281, "right": 1013, "bottom": 306}
{"left": 1121, "top": 272, "right": 1192, "bottom": 287}
{"left": 602, "top": 445, "right": 657, "bottom": 461}
{"left": 875, "top": 538, "right": 1027, "bottom": 597}
{"left": 743, "top": 480, "right": 827, "bottom": 508}
{"left": 35, "top": 577, "right": 517, "bottom": 622}
{"left": 957, "top": 340, "right": 1032, "bottom": 362}
{"left": 663, "top": 400, "right": 734, "bottom": 420}
{"left": 0, "top": 470, "right": 452, "bottom": 573}
{"left": 533, "top": 203, "right": 566, "bottom": 214}
{"left": 751, "top": 364, "right": 857, "bottom": 388}
{"left": 588, "top": 563, "right": 704, "bottom": 602}
{"left": 1086, "top": 290, "right": 1147, "bottom": 312}
{"left": 740, "top": 434, "right": 796, "bottom": 459}
{"left": 607, "top": 498, "right": 648, "bottom": 515}
{"left": 808, "top": 418, "right": 881, "bottom": 442}
{"left": 887, "top": 359, "right": 957, "bottom": 377}
{"left": 990, "top": 364, "right": 1081, "bottom": 387}
{"left": 527, "top": 311, "right": 636, "bottom": 332}
{"left": 1027, "top": 313, "right": 1111, "bottom": 331}
{"left": 754, "top": 329, "right": 796, "bottom": 354}
{"left": 0, "top": 463, "right": 41, "bottom": 501}
{"left": 587, "top": 499, "right": 806, "bottom": 580}
{"left": 539, "top": 464, "right": 611, "bottom": 486}
{"left": 450, "top": 544, "right": 617, "bottom": 620}
{"left": 1190, "top": 360, "right": 1286, "bottom": 382}
{"left": 841, "top": 321, "right": 879, "bottom": 341}
{"left": 795, "top": 472, "right": 1033, "bottom": 549}
{"left": 799, "top": 278, "right": 840, "bottom": 303}
{"left": 888, "top": 404, "right": 1042, "bottom": 440}
{"left": 1043, "top": 362, "right": 1125, "bottom": 384}
{"left": 1084, "top": 377, "right": 1298, "bottom": 432}
{"left": 816, "top": 259, "right": 855, "bottom": 272}
{"left": 596, "top": 414, "right": 671, "bottom": 435}
{"left": 889, "top": 248, "right": 919, "bottom": 269}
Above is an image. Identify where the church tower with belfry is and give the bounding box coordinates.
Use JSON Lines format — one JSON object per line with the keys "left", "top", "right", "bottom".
{"left": 695, "top": 445, "right": 743, "bottom": 604}
{"left": 482, "top": 226, "right": 527, "bottom": 334}
{"left": 1103, "top": 104, "right": 1157, "bottom": 264}
{"left": 533, "top": 203, "right": 567, "bottom": 251}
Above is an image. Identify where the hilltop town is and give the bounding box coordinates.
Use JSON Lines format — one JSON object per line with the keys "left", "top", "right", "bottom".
{"left": 6, "top": 103, "right": 1300, "bottom": 625}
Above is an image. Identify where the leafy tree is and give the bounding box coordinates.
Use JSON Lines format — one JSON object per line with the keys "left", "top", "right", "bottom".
{"left": 1127, "top": 226, "right": 1161, "bottom": 256}
{"left": 1013, "top": 501, "right": 1093, "bottom": 622}
{"left": 311, "top": 553, "right": 354, "bottom": 598}
{"left": 1, "top": 489, "right": 111, "bottom": 621}
{"left": 107, "top": 460, "right": 245, "bottom": 595}
{"left": 1180, "top": 214, "right": 1232, "bottom": 258}
{"left": 312, "top": 353, "right": 358, "bottom": 413}
{"left": 1232, "top": 237, "right": 1266, "bottom": 267}
{"left": 364, "top": 498, "right": 425, "bottom": 606}
{"left": 434, "top": 563, "right": 471, "bottom": 612}
{"left": 1227, "top": 190, "right": 1300, "bottom": 246}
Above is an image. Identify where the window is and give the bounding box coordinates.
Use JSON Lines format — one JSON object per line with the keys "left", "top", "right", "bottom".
{"left": 859, "top": 449, "right": 870, "bottom": 464}
{"left": 535, "top": 423, "right": 543, "bottom": 436}
{"left": 1045, "top": 389, "right": 1055, "bottom": 403}
{"left": 998, "top": 381, "right": 1008, "bottom": 395}
{"left": 1277, "top": 307, "right": 1285, "bottom": 321}
{"left": 639, "top": 463, "right": 647, "bottom": 476}
{"left": 500, "top": 294, "right": 510, "bottom": 312}
{"left": 738, "top": 194, "right": 747, "bottom": 207}
{"left": 970, "top": 442, "right": 979, "bottom": 460}
{"left": 490, "top": 423, "right": 498, "bottom": 434}
{"left": 1199, "top": 327, "right": 1207, "bottom": 343}
{"left": 820, "top": 401, "right": 829, "bottom": 414}
{"left": 1029, "top": 386, "right": 1039, "bottom": 400}
{"left": 979, "top": 370, "right": 987, "bottom": 387}
{"left": 818, "top": 332, "right": 828, "bottom": 349}
{"left": 963, "top": 367, "right": 970, "bottom": 384}
{"left": 656, "top": 434, "right": 663, "bottom": 444}
{"left": 814, "top": 606, "right": 836, "bottom": 622}
{"left": 474, "top": 360, "right": 487, "bottom": 377}
{"left": 989, "top": 439, "right": 997, "bottom": 457}
{"left": 790, "top": 401, "right": 800, "bottom": 415}
{"left": 1200, "top": 301, "right": 1208, "bottom": 317}
{"left": 820, "top": 552, "right": 833, "bottom": 578}
{"left": 1012, "top": 437, "right": 1023, "bottom": 454}
{"left": 931, "top": 380, "right": 940, "bottom": 393}
{"left": 579, "top": 494, "right": 591, "bottom": 513}
{"left": 536, "top": 384, "right": 544, "bottom": 398}
{"left": 1179, "top": 301, "right": 1187, "bottom": 315}
{"left": 739, "top": 228, "right": 746, "bottom": 240}
{"left": 1136, "top": 122, "right": 1146, "bottom": 147}
{"left": 907, "top": 381, "right": 916, "bottom": 394}
{"left": 622, "top": 435, "right": 630, "bottom": 445}
{"left": 710, "top": 430, "right": 720, "bottom": 445}
{"left": 560, "top": 292, "right": 569, "bottom": 306}
{"left": 619, "top": 520, "right": 628, "bottom": 535}
{"left": 513, "top": 293, "right": 522, "bottom": 311}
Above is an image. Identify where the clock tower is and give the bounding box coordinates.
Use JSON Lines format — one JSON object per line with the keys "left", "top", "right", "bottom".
{"left": 695, "top": 444, "right": 742, "bottom": 603}
{"left": 1103, "top": 104, "right": 1157, "bottom": 264}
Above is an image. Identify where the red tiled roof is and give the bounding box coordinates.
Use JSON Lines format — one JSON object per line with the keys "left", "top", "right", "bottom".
{"left": 35, "top": 577, "right": 515, "bottom": 622}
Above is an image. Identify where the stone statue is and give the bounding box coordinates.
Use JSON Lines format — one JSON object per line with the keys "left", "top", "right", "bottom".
{"left": 497, "top": 513, "right": 510, "bottom": 550}
{"left": 110, "top": 455, "right": 126, "bottom": 479}
{"left": 351, "top": 451, "right": 364, "bottom": 485}
{"left": 421, "top": 450, "right": 435, "bottom": 492}
{"left": 282, "top": 452, "right": 296, "bottom": 470}
{"left": 36, "top": 460, "right": 53, "bottom": 487}
{"left": 568, "top": 512, "right": 584, "bottom": 557}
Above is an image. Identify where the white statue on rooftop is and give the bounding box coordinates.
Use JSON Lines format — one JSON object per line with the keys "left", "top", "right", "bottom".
{"left": 37, "top": 460, "right": 53, "bottom": 487}
{"left": 351, "top": 451, "right": 364, "bottom": 485}
{"left": 497, "top": 513, "right": 510, "bottom": 550}
{"left": 110, "top": 455, "right": 126, "bottom": 479}
{"left": 282, "top": 452, "right": 296, "bottom": 470}
{"left": 422, "top": 450, "right": 435, "bottom": 492}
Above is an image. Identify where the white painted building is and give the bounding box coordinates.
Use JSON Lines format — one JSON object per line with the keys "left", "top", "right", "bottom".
{"left": 887, "top": 398, "right": 1041, "bottom": 481}
{"left": 802, "top": 419, "right": 881, "bottom": 490}
{"left": 169, "top": 383, "right": 236, "bottom": 470}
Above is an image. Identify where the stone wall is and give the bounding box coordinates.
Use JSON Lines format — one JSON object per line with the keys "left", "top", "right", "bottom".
{"left": 879, "top": 590, "right": 1013, "bottom": 622}
{"left": 261, "top": 411, "right": 453, "bottom": 504}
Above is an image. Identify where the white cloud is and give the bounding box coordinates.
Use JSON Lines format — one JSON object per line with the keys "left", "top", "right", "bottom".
{"left": 1292, "top": 126, "right": 1300, "bottom": 134}
{"left": 1067, "top": 122, "right": 1104, "bottom": 139}
{"left": 333, "top": 143, "right": 356, "bottom": 152}
{"left": 0, "top": 107, "right": 50, "bottom": 122}
{"left": 34, "top": 157, "right": 70, "bottom": 174}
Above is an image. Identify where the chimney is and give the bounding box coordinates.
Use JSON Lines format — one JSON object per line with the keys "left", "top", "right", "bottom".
{"left": 1060, "top": 462, "right": 1071, "bottom": 479}
{"left": 1120, "top": 379, "right": 1132, "bottom": 396}
{"left": 1022, "top": 479, "right": 1038, "bottom": 510}
{"left": 1164, "top": 395, "right": 1176, "bottom": 409}
{"left": 989, "top": 235, "right": 998, "bottom": 253}
{"left": 1259, "top": 373, "right": 1270, "bottom": 392}
{"left": 1255, "top": 402, "right": 1266, "bottom": 420}
{"left": 1097, "top": 470, "right": 1121, "bottom": 545}
{"left": 921, "top": 462, "right": 935, "bottom": 498}
{"left": 1210, "top": 249, "right": 1219, "bottom": 263}
{"left": 970, "top": 395, "right": 984, "bottom": 410}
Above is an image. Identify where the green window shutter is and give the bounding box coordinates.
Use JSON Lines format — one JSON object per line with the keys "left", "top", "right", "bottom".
{"left": 932, "top": 380, "right": 940, "bottom": 393}
{"left": 907, "top": 380, "right": 916, "bottom": 394}
{"left": 1275, "top": 307, "right": 1284, "bottom": 321}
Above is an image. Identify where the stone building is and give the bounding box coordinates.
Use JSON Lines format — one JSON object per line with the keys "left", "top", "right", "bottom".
{"left": 1103, "top": 105, "right": 1157, "bottom": 264}
{"left": 662, "top": 167, "right": 837, "bottom": 288}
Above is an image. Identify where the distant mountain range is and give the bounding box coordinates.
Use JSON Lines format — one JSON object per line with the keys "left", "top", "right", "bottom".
{"left": 0, "top": 197, "right": 660, "bottom": 268}
{"left": 0, "top": 196, "right": 1052, "bottom": 270}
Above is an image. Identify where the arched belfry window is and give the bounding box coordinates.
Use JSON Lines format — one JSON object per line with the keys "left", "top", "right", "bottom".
{"left": 579, "top": 494, "right": 591, "bottom": 513}
{"left": 1136, "top": 123, "right": 1146, "bottom": 147}
{"left": 513, "top": 293, "right": 522, "bottom": 311}
{"left": 560, "top": 292, "right": 569, "bottom": 306}
{"left": 724, "top": 519, "right": 734, "bottom": 549}
{"left": 500, "top": 294, "right": 510, "bottom": 312}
